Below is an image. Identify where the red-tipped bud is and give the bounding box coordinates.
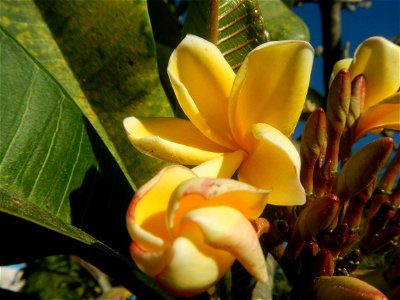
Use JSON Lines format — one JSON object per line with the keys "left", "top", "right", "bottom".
{"left": 343, "top": 189, "right": 373, "bottom": 232}
{"left": 339, "top": 75, "right": 367, "bottom": 163}
{"left": 335, "top": 138, "right": 393, "bottom": 200}
{"left": 299, "top": 194, "right": 340, "bottom": 239}
{"left": 347, "top": 74, "right": 366, "bottom": 128}
{"left": 300, "top": 108, "right": 327, "bottom": 193}
{"left": 313, "top": 249, "right": 335, "bottom": 277}
{"left": 325, "top": 69, "right": 351, "bottom": 174}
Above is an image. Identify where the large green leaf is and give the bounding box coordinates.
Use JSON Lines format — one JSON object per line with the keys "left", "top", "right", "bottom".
{"left": 183, "top": 0, "right": 269, "bottom": 72}
{"left": 0, "top": 27, "right": 172, "bottom": 299}
{"left": 259, "top": 0, "right": 310, "bottom": 41}
{"left": 0, "top": 0, "right": 173, "bottom": 189}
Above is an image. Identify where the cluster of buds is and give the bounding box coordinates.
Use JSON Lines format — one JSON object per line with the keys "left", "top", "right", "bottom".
{"left": 261, "top": 67, "right": 399, "bottom": 299}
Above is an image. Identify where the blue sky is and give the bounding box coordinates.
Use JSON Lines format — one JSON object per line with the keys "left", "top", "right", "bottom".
{"left": 294, "top": 0, "right": 400, "bottom": 95}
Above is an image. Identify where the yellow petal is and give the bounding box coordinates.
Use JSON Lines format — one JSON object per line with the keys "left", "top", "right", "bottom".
{"left": 329, "top": 58, "right": 353, "bottom": 86}
{"left": 354, "top": 93, "right": 400, "bottom": 141}
{"left": 167, "top": 177, "right": 270, "bottom": 234}
{"left": 348, "top": 37, "right": 400, "bottom": 110}
{"left": 157, "top": 234, "right": 234, "bottom": 297}
{"left": 238, "top": 123, "right": 305, "bottom": 206}
{"left": 182, "top": 206, "right": 268, "bottom": 283}
{"left": 191, "top": 150, "right": 246, "bottom": 178}
{"left": 168, "top": 34, "right": 237, "bottom": 149}
{"left": 124, "top": 117, "right": 228, "bottom": 165}
{"left": 129, "top": 242, "right": 173, "bottom": 277}
{"left": 229, "top": 40, "right": 314, "bottom": 147}
{"left": 126, "top": 165, "right": 195, "bottom": 251}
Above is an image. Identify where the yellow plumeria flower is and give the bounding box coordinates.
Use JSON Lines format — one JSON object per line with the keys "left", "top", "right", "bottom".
{"left": 124, "top": 34, "right": 314, "bottom": 205}
{"left": 331, "top": 37, "right": 400, "bottom": 141}
{"left": 127, "top": 165, "right": 270, "bottom": 296}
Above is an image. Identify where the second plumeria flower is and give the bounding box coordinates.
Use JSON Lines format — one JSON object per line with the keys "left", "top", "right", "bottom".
{"left": 127, "top": 165, "right": 271, "bottom": 296}
{"left": 331, "top": 37, "right": 400, "bottom": 141}
{"left": 124, "top": 35, "right": 314, "bottom": 205}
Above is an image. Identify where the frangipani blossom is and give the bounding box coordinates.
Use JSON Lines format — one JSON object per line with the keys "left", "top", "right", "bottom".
{"left": 126, "top": 165, "right": 270, "bottom": 296}
{"left": 124, "top": 35, "right": 314, "bottom": 206}
{"left": 331, "top": 37, "right": 400, "bottom": 141}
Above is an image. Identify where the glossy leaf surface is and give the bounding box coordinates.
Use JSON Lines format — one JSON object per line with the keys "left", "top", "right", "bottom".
{"left": 0, "top": 27, "right": 172, "bottom": 299}
{"left": 0, "top": 0, "right": 173, "bottom": 188}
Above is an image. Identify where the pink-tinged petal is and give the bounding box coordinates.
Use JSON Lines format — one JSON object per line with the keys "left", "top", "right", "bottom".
{"left": 238, "top": 123, "right": 305, "bottom": 206}
{"left": 124, "top": 117, "right": 229, "bottom": 165}
{"left": 157, "top": 234, "right": 234, "bottom": 297}
{"left": 168, "top": 34, "right": 237, "bottom": 149}
{"left": 167, "top": 177, "right": 270, "bottom": 234}
{"left": 129, "top": 242, "right": 172, "bottom": 277}
{"left": 191, "top": 150, "right": 246, "bottom": 178}
{"left": 329, "top": 58, "right": 353, "bottom": 86}
{"left": 126, "top": 165, "right": 196, "bottom": 251}
{"left": 181, "top": 206, "right": 268, "bottom": 283}
{"left": 229, "top": 40, "right": 314, "bottom": 147}
{"left": 348, "top": 37, "right": 400, "bottom": 110}
{"left": 353, "top": 93, "right": 400, "bottom": 141}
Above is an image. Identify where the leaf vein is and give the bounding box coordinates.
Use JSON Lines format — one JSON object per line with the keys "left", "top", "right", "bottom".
{"left": 217, "top": 18, "right": 258, "bottom": 46}
{"left": 217, "top": 6, "right": 257, "bottom": 33}
{"left": 218, "top": 0, "right": 249, "bottom": 20}
{"left": 0, "top": 66, "right": 38, "bottom": 168}
{"left": 56, "top": 122, "right": 84, "bottom": 217}
{"left": 28, "top": 95, "right": 66, "bottom": 200}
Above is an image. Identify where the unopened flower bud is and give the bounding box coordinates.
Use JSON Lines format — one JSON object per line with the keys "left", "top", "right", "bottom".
{"left": 325, "top": 69, "right": 351, "bottom": 174}
{"left": 347, "top": 74, "right": 366, "bottom": 128}
{"left": 378, "top": 148, "right": 400, "bottom": 194}
{"left": 309, "top": 276, "right": 388, "bottom": 300}
{"left": 313, "top": 249, "right": 334, "bottom": 277}
{"left": 365, "top": 190, "right": 391, "bottom": 235}
{"left": 299, "top": 194, "right": 340, "bottom": 239}
{"left": 343, "top": 187, "right": 374, "bottom": 232}
{"left": 300, "top": 108, "right": 327, "bottom": 194}
{"left": 335, "top": 138, "right": 393, "bottom": 200}
{"left": 339, "top": 74, "right": 366, "bottom": 163}
{"left": 362, "top": 201, "right": 393, "bottom": 246}
{"left": 299, "top": 241, "right": 320, "bottom": 283}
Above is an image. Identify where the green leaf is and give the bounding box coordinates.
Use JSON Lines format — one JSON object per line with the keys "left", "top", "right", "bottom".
{"left": 0, "top": 27, "right": 173, "bottom": 299}
{"left": 259, "top": 0, "right": 310, "bottom": 41}
{"left": 183, "top": 0, "right": 269, "bottom": 71}
{"left": 0, "top": 0, "right": 173, "bottom": 188}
